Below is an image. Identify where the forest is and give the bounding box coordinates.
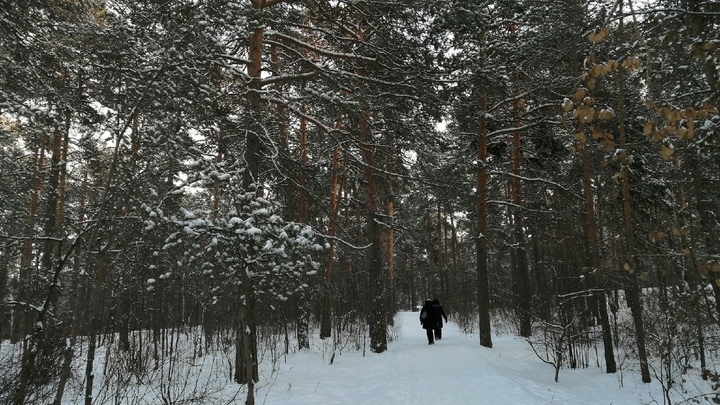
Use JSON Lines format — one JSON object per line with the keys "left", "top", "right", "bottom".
{"left": 0, "top": 0, "right": 718, "bottom": 404}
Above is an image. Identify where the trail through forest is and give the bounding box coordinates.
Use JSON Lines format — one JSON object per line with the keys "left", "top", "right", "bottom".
{"left": 255, "top": 312, "right": 659, "bottom": 405}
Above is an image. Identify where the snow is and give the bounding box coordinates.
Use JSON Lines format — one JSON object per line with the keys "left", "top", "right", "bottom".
{"left": 7, "top": 312, "right": 692, "bottom": 404}
{"left": 253, "top": 312, "right": 660, "bottom": 405}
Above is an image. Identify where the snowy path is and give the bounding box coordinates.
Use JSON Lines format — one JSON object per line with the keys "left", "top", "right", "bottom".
{"left": 254, "top": 312, "right": 657, "bottom": 405}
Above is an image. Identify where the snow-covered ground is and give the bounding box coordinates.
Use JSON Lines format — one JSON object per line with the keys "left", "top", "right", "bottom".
{"left": 254, "top": 311, "right": 665, "bottom": 405}
{"left": 4, "top": 311, "right": 707, "bottom": 404}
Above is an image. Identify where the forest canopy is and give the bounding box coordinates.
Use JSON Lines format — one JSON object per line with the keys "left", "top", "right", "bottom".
{"left": 0, "top": 0, "right": 719, "bottom": 404}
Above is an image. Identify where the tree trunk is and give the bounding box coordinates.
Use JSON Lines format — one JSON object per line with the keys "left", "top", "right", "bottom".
{"left": 11, "top": 139, "right": 48, "bottom": 404}
{"left": 450, "top": 213, "right": 467, "bottom": 317}
{"left": 39, "top": 123, "right": 64, "bottom": 276}
{"left": 511, "top": 90, "right": 531, "bottom": 338}
{"left": 686, "top": 0, "right": 718, "bottom": 92}
{"left": 358, "top": 99, "right": 387, "bottom": 352}
{"left": 235, "top": 267, "right": 259, "bottom": 386}
{"left": 617, "top": 9, "right": 650, "bottom": 381}
{"left": 81, "top": 71, "right": 145, "bottom": 403}
{"left": 386, "top": 132, "right": 396, "bottom": 320}
{"left": 506, "top": 20, "right": 532, "bottom": 336}
{"left": 352, "top": 13, "right": 387, "bottom": 353}
{"left": 579, "top": 123, "right": 616, "bottom": 373}
{"left": 271, "top": 42, "right": 289, "bottom": 152}
{"left": 56, "top": 109, "right": 70, "bottom": 232}
{"left": 427, "top": 211, "right": 437, "bottom": 295}
{"left": 0, "top": 246, "right": 8, "bottom": 341}
{"left": 85, "top": 239, "right": 113, "bottom": 405}
{"left": 16, "top": 127, "right": 65, "bottom": 402}
{"left": 679, "top": 176, "right": 711, "bottom": 371}
{"left": 321, "top": 143, "right": 341, "bottom": 339}
{"left": 12, "top": 142, "right": 45, "bottom": 344}
{"left": 212, "top": 127, "right": 224, "bottom": 221}
{"left": 116, "top": 114, "right": 142, "bottom": 352}
{"left": 243, "top": 27, "right": 263, "bottom": 192}
{"left": 53, "top": 170, "right": 88, "bottom": 405}
{"left": 232, "top": 8, "right": 267, "bottom": 400}
{"left": 409, "top": 252, "right": 416, "bottom": 310}
{"left": 436, "top": 200, "right": 445, "bottom": 299}
{"left": 296, "top": 109, "right": 311, "bottom": 350}
{"left": 687, "top": 155, "right": 720, "bottom": 321}
{"left": 476, "top": 90, "right": 492, "bottom": 348}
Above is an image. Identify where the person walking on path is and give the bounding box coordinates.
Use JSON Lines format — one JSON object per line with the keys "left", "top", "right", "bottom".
{"left": 432, "top": 298, "right": 448, "bottom": 340}
{"left": 419, "top": 300, "right": 436, "bottom": 345}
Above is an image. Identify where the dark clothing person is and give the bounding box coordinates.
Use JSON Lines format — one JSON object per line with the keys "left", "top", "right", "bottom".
{"left": 432, "top": 299, "right": 448, "bottom": 340}
{"left": 419, "top": 300, "right": 436, "bottom": 344}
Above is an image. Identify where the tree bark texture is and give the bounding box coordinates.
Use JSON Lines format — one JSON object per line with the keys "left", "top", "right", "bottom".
{"left": 321, "top": 144, "right": 342, "bottom": 339}
{"left": 511, "top": 93, "right": 531, "bottom": 338}
{"left": 359, "top": 101, "right": 387, "bottom": 353}
{"left": 579, "top": 124, "right": 616, "bottom": 373}
{"left": 476, "top": 90, "right": 492, "bottom": 348}
{"left": 616, "top": 13, "right": 651, "bottom": 380}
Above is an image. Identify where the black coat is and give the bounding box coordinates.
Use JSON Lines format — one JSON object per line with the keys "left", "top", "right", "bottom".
{"left": 432, "top": 302, "right": 448, "bottom": 328}
{"left": 420, "top": 301, "right": 436, "bottom": 330}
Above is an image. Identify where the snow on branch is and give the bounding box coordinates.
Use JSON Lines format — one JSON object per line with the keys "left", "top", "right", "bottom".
{"left": 266, "top": 96, "right": 342, "bottom": 136}
{"left": 489, "top": 171, "right": 583, "bottom": 200}
{"left": 259, "top": 72, "right": 316, "bottom": 87}
{"left": 214, "top": 53, "right": 252, "bottom": 66}
{"left": 485, "top": 200, "right": 555, "bottom": 214}
{"left": 486, "top": 122, "right": 543, "bottom": 138}
{"left": 268, "top": 32, "right": 376, "bottom": 62}
{"left": 489, "top": 90, "right": 536, "bottom": 112}
{"left": 251, "top": 0, "right": 290, "bottom": 9}
{"left": 556, "top": 288, "right": 610, "bottom": 300}
{"left": 315, "top": 232, "right": 372, "bottom": 251}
